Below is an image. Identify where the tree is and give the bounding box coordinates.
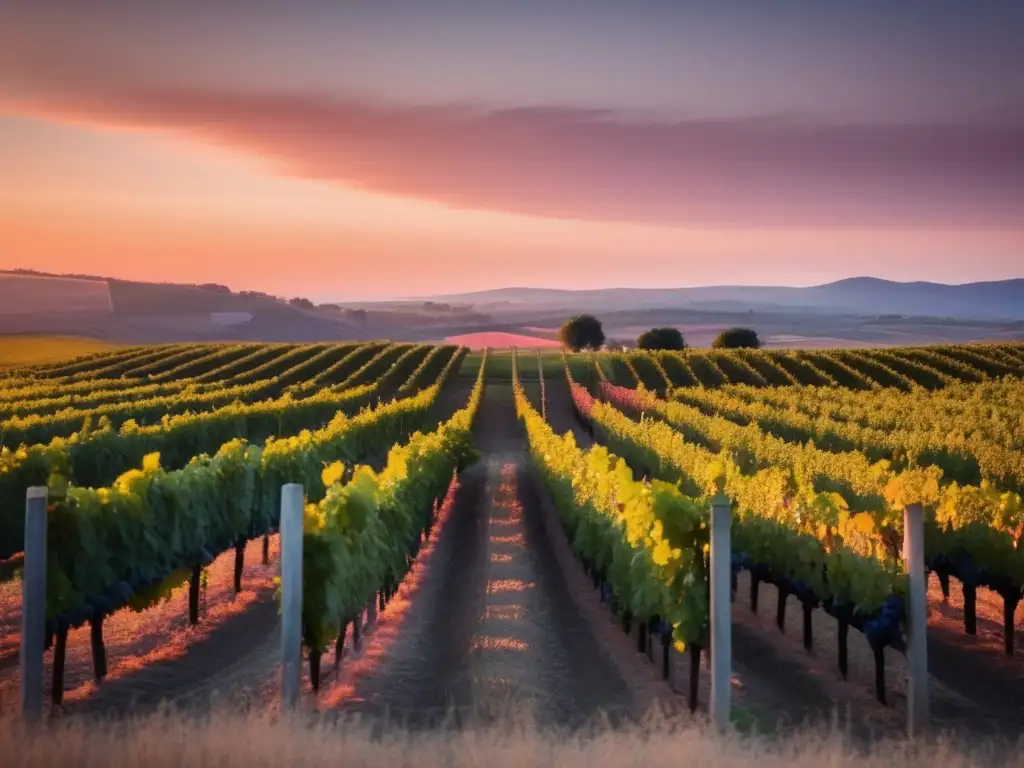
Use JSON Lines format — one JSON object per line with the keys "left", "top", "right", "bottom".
{"left": 289, "top": 297, "right": 315, "bottom": 310}
{"left": 558, "top": 314, "right": 606, "bottom": 351}
{"left": 198, "top": 283, "right": 232, "bottom": 294}
{"left": 636, "top": 327, "right": 685, "bottom": 351}
{"left": 712, "top": 327, "right": 761, "bottom": 349}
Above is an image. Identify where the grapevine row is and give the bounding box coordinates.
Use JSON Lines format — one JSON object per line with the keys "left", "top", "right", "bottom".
{"left": 642, "top": 343, "right": 1024, "bottom": 391}
{"left": 566, "top": 366, "right": 908, "bottom": 698}
{"left": 605, "top": 379, "right": 1024, "bottom": 652}
{"left": 709, "top": 379, "right": 1023, "bottom": 451}
{"left": 511, "top": 350, "right": 712, "bottom": 703}
{"left": 675, "top": 382, "right": 1024, "bottom": 493}
{"left": 0, "top": 344, "right": 365, "bottom": 422}
{"left": 0, "top": 344, "right": 362, "bottom": 418}
{"left": 0, "top": 346, "right": 462, "bottom": 560}
{"left": 299, "top": 346, "right": 486, "bottom": 688}
{"left": 397, "top": 345, "right": 458, "bottom": 396}
{"left": 0, "top": 344, "right": 374, "bottom": 448}
{"left": 37, "top": 351, "right": 473, "bottom": 703}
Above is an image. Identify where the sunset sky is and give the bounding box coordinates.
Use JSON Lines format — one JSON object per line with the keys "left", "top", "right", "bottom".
{"left": 2, "top": 1, "right": 1022, "bottom": 301}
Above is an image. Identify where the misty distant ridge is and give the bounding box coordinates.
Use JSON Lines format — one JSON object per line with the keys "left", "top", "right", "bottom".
{"left": 426, "top": 277, "right": 1024, "bottom": 321}
{"left": 0, "top": 270, "right": 1019, "bottom": 346}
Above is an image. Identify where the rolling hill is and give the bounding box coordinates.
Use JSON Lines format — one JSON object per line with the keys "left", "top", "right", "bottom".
{"left": 2, "top": 270, "right": 1021, "bottom": 347}
{"left": 426, "top": 277, "right": 1024, "bottom": 321}
{"left": 0, "top": 272, "right": 370, "bottom": 342}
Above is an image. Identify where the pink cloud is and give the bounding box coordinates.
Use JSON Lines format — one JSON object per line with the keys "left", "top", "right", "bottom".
{"left": 6, "top": 84, "right": 1024, "bottom": 227}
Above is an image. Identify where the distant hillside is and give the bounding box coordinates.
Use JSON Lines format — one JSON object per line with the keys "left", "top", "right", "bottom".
{"left": 4, "top": 270, "right": 1022, "bottom": 346}
{"left": 0, "top": 273, "right": 114, "bottom": 315}
{"left": 0, "top": 272, "right": 370, "bottom": 342}
{"left": 427, "top": 277, "right": 1024, "bottom": 320}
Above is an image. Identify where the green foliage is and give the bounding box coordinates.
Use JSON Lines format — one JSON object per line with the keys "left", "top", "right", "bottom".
{"left": 636, "top": 327, "right": 685, "bottom": 351}
{"left": 558, "top": 315, "right": 606, "bottom": 352}
{"left": 600, "top": 372, "right": 1024, "bottom": 607}
{"left": 127, "top": 566, "right": 192, "bottom": 612}
{"left": 589, "top": 382, "right": 909, "bottom": 616}
{"left": 23, "top": 347, "right": 468, "bottom": 622}
{"left": 711, "top": 328, "right": 761, "bottom": 349}
{"left": 297, "top": 347, "right": 487, "bottom": 654}
{"left": 515, "top": 352, "right": 710, "bottom": 650}
{"left": 0, "top": 344, "right": 461, "bottom": 559}
{"left": 398, "top": 346, "right": 461, "bottom": 395}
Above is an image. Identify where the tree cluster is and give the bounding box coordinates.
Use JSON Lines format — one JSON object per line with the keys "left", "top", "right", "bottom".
{"left": 558, "top": 315, "right": 606, "bottom": 351}
{"left": 637, "top": 327, "right": 685, "bottom": 350}
{"left": 558, "top": 315, "right": 761, "bottom": 352}
{"left": 711, "top": 328, "right": 761, "bottom": 349}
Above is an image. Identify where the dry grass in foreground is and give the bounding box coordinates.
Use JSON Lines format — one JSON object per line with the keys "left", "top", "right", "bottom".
{"left": 3, "top": 708, "right": 1016, "bottom": 767}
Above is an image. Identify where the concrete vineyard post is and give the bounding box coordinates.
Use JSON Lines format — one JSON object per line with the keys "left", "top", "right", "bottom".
{"left": 20, "top": 487, "right": 48, "bottom": 719}
{"left": 710, "top": 493, "right": 732, "bottom": 730}
{"left": 904, "top": 503, "right": 929, "bottom": 737}
{"left": 280, "top": 483, "right": 304, "bottom": 710}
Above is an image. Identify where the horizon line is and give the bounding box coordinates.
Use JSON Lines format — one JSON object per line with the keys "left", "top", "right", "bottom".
{"left": 4, "top": 268, "right": 1023, "bottom": 306}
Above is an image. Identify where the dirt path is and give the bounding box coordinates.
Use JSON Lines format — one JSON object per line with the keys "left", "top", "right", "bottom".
{"left": 732, "top": 572, "right": 1024, "bottom": 740}
{"left": 921, "top": 577, "right": 1024, "bottom": 736}
{"left": 321, "top": 462, "right": 489, "bottom": 727}
{"left": 0, "top": 536, "right": 283, "bottom": 717}
{"left": 922, "top": 573, "right": 1024, "bottom": 735}
{"left": 327, "top": 383, "right": 647, "bottom": 729}
{"left": 468, "top": 454, "right": 635, "bottom": 726}
{"left": 542, "top": 373, "right": 591, "bottom": 447}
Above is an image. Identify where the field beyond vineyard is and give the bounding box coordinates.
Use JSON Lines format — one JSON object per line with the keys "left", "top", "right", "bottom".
{"left": 0, "top": 336, "right": 120, "bottom": 368}
{"left": 2, "top": 340, "right": 1024, "bottom": 763}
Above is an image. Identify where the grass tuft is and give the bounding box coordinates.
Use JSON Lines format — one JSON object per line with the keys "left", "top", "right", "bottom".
{"left": 2, "top": 706, "right": 1015, "bottom": 767}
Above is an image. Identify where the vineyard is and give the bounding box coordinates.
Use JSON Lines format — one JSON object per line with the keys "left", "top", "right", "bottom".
{"left": 2, "top": 340, "right": 1024, "bottom": 750}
